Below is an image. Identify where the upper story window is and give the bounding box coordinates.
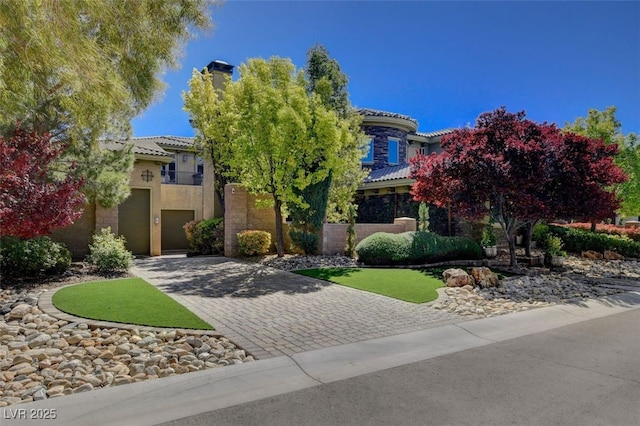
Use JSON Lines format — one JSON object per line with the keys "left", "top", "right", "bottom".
{"left": 388, "top": 138, "right": 399, "bottom": 165}
{"left": 362, "top": 138, "right": 374, "bottom": 164}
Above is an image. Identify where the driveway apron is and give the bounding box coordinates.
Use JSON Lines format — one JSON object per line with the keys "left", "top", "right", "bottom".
{"left": 132, "top": 256, "right": 466, "bottom": 359}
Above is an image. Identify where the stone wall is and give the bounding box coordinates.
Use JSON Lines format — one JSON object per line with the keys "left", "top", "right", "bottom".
{"left": 224, "top": 184, "right": 291, "bottom": 256}
{"left": 224, "top": 184, "right": 416, "bottom": 257}
{"left": 362, "top": 125, "right": 408, "bottom": 171}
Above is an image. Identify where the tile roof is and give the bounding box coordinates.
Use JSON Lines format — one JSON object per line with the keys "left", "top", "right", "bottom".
{"left": 416, "top": 129, "right": 455, "bottom": 138}
{"left": 365, "top": 163, "right": 413, "bottom": 183}
{"left": 102, "top": 139, "right": 173, "bottom": 158}
{"left": 134, "top": 136, "right": 195, "bottom": 149}
{"left": 357, "top": 108, "right": 418, "bottom": 125}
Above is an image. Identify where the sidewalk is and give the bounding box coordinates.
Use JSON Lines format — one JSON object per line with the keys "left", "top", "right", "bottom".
{"left": 5, "top": 291, "right": 640, "bottom": 426}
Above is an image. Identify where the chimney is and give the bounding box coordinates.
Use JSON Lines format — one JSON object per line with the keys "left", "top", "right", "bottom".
{"left": 203, "top": 60, "right": 234, "bottom": 93}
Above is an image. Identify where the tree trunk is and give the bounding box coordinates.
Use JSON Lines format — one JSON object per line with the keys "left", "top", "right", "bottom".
{"left": 590, "top": 221, "right": 597, "bottom": 232}
{"left": 273, "top": 197, "right": 285, "bottom": 257}
{"left": 507, "top": 234, "right": 517, "bottom": 267}
{"left": 524, "top": 221, "right": 538, "bottom": 258}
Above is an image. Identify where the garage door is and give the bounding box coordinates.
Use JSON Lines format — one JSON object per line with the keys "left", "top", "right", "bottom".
{"left": 161, "top": 210, "right": 194, "bottom": 251}
{"left": 118, "top": 189, "right": 150, "bottom": 255}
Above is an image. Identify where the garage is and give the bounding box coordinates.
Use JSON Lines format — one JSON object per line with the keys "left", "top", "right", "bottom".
{"left": 161, "top": 210, "right": 194, "bottom": 252}
{"left": 118, "top": 188, "right": 151, "bottom": 255}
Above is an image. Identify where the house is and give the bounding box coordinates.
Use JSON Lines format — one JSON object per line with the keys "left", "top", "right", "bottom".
{"left": 50, "top": 61, "right": 233, "bottom": 259}
{"left": 355, "top": 108, "right": 454, "bottom": 224}
{"left": 51, "top": 59, "right": 459, "bottom": 258}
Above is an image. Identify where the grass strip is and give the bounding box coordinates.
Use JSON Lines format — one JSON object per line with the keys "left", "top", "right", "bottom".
{"left": 295, "top": 268, "right": 444, "bottom": 303}
{"left": 52, "top": 278, "right": 213, "bottom": 330}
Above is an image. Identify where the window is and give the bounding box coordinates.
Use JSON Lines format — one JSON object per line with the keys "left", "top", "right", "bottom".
{"left": 362, "top": 138, "right": 374, "bottom": 163}
{"left": 388, "top": 138, "right": 399, "bottom": 164}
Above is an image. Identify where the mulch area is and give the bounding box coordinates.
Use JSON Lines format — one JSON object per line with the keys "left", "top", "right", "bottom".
{"left": 1, "top": 262, "right": 131, "bottom": 292}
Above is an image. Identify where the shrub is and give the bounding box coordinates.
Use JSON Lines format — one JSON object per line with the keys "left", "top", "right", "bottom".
{"left": 184, "top": 218, "right": 224, "bottom": 255}
{"left": 289, "top": 230, "right": 318, "bottom": 255}
{"left": 86, "top": 227, "right": 134, "bottom": 273}
{"left": 550, "top": 225, "right": 640, "bottom": 258}
{"left": 1, "top": 236, "right": 71, "bottom": 280}
{"left": 563, "top": 222, "right": 640, "bottom": 242}
{"left": 355, "top": 231, "right": 482, "bottom": 265}
{"left": 532, "top": 223, "right": 550, "bottom": 247}
{"left": 545, "top": 234, "right": 566, "bottom": 257}
{"left": 345, "top": 204, "right": 357, "bottom": 258}
{"left": 237, "top": 230, "right": 271, "bottom": 256}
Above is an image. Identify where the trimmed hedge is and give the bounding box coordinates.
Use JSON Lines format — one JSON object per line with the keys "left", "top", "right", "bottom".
{"left": 550, "top": 225, "right": 640, "bottom": 258}
{"left": 184, "top": 218, "right": 224, "bottom": 255}
{"left": 1, "top": 236, "right": 71, "bottom": 280}
{"left": 355, "top": 231, "right": 482, "bottom": 265}
{"left": 237, "top": 230, "right": 271, "bottom": 256}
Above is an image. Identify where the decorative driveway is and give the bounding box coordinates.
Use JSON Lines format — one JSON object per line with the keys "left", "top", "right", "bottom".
{"left": 133, "top": 256, "right": 466, "bottom": 359}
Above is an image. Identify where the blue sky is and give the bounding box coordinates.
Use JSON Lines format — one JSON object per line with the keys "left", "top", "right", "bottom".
{"left": 132, "top": 1, "right": 640, "bottom": 137}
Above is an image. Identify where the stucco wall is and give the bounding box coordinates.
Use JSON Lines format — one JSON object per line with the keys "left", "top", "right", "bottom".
{"left": 128, "top": 161, "right": 162, "bottom": 255}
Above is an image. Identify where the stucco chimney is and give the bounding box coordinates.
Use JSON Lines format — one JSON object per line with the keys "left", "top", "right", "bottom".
{"left": 203, "top": 60, "right": 234, "bottom": 93}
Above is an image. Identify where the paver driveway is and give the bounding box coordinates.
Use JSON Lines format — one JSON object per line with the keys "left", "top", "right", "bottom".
{"left": 133, "top": 255, "right": 466, "bottom": 359}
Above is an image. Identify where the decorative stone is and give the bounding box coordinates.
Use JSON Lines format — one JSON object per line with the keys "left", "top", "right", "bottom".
{"left": 604, "top": 250, "right": 624, "bottom": 260}
{"left": 7, "top": 304, "right": 32, "bottom": 321}
{"left": 581, "top": 250, "right": 603, "bottom": 260}
{"left": 443, "top": 268, "right": 475, "bottom": 288}
{"left": 470, "top": 267, "right": 500, "bottom": 288}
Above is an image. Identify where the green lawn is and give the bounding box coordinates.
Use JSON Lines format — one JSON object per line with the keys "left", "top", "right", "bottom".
{"left": 52, "top": 278, "right": 213, "bottom": 330}
{"left": 295, "top": 268, "right": 444, "bottom": 303}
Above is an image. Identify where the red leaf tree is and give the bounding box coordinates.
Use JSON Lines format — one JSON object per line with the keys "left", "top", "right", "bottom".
{"left": 410, "top": 107, "right": 626, "bottom": 267}
{"left": 0, "top": 124, "right": 85, "bottom": 239}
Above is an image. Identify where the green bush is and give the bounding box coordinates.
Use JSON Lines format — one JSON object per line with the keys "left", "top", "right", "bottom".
{"left": 86, "top": 227, "right": 134, "bottom": 273}
{"left": 545, "top": 234, "right": 567, "bottom": 257}
{"left": 532, "top": 223, "right": 550, "bottom": 247}
{"left": 550, "top": 225, "right": 640, "bottom": 258}
{"left": 237, "top": 230, "right": 271, "bottom": 256}
{"left": 355, "top": 231, "right": 482, "bottom": 265}
{"left": 0, "top": 236, "right": 71, "bottom": 280}
{"left": 184, "top": 218, "right": 224, "bottom": 255}
{"left": 289, "top": 230, "right": 319, "bottom": 255}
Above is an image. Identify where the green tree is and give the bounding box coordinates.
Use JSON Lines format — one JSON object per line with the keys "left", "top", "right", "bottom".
{"left": 303, "top": 44, "right": 367, "bottom": 225}
{"left": 0, "top": 0, "right": 215, "bottom": 207}
{"left": 185, "top": 57, "right": 356, "bottom": 256}
{"left": 564, "top": 106, "right": 639, "bottom": 217}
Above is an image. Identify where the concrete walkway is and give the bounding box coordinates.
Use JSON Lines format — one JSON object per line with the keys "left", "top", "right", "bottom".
{"left": 131, "top": 255, "right": 465, "bottom": 359}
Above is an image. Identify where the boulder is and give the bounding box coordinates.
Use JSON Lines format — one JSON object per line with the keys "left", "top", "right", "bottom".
{"left": 443, "top": 268, "right": 474, "bottom": 287}
{"left": 470, "top": 267, "right": 500, "bottom": 288}
{"left": 581, "top": 250, "right": 603, "bottom": 260}
{"left": 604, "top": 250, "right": 624, "bottom": 260}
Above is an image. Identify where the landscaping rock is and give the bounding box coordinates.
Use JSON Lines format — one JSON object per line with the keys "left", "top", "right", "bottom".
{"left": 0, "top": 288, "right": 250, "bottom": 407}
{"left": 604, "top": 250, "right": 624, "bottom": 260}
{"left": 470, "top": 267, "right": 499, "bottom": 288}
{"left": 581, "top": 250, "right": 603, "bottom": 260}
{"left": 443, "top": 269, "right": 475, "bottom": 287}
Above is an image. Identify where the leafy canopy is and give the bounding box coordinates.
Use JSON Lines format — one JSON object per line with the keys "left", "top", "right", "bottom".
{"left": 0, "top": 125, "right": 85, "bottom": 238}
{"left": 0, "top": 0, "right": 215, "bottom": 207}
{"left": 185, "top": 57, "right": 359, "bottom": 256}
{"left": 410, "top": 107, "right": 626, "bottom": 266}
{"left": 564, "top": 106, "right": 639, "bottom": 217}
